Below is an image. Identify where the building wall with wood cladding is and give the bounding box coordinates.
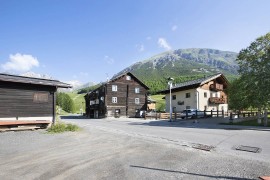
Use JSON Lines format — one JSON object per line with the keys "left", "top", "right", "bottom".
{"left": 85, "top": 73, "right": 149, "bottom": 118}
{"left": 0, "top": 82, "right": 56, "bottom": 120}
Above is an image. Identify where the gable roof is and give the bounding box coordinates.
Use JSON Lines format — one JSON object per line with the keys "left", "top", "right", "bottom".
{"left": 159, "top": 73, "right": 228, "bottom": 94}
{"left": 110, "top": 72, "right": 149, "bottom": 90}
{"left": 0, "top": 73, "right": 71, "bottom": 88}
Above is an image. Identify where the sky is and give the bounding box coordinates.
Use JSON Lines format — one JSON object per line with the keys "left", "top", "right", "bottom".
{"left": 1, "top": 0, "right": 270, "bottom": 87}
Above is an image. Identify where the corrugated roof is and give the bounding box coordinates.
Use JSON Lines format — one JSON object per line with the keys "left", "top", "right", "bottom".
{"left": 0, "top": 73, "right": 72, "bottom": 88}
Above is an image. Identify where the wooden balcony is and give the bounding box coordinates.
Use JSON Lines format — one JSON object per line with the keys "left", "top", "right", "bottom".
{"left": 209, "top": 97, "right": 226, "bottom": 104}
{"left": 210, "top": 83, "right": 223, "bottom": 91}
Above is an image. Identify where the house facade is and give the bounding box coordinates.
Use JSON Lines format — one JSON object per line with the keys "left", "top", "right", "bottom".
{"left": 159, "top": 74, "right": 229, "bottom": 113}
{"left": 85, "top": 72, "right": 149, "bottom": 118}
{"left": 0, "top": 73, "right": 71, "bottom": 124}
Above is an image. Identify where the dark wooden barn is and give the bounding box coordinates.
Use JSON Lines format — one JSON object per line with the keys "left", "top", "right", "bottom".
{"left": 0, "top": 73, "right": 71, "bottom": 131}
{"left": 85, "top": 72, "right": 149, "bottom": 118}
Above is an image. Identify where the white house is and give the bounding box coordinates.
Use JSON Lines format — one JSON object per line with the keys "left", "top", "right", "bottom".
{"left": 159, "top": 74, "right": 229, "bottom": 113}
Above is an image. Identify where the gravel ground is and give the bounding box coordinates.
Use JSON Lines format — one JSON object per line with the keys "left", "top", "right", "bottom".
{"left": 0, "top": 127, "right": 269, "bottom": 180}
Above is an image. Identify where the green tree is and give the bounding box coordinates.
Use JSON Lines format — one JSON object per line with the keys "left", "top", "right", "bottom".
{"left": 56, "top": 92, "right": 75, "bottom": 113}
{"left": 236, "top": 32, "right": 270, "bottom": 125}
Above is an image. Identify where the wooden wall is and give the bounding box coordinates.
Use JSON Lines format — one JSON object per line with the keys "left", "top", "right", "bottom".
{"left": 0, "top": 82, "right": 56, "bottom": 118}
{"left": 106, "top": 75, "right": 147, "bottom": 117}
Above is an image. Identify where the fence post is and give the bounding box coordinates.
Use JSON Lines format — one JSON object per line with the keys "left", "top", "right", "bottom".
{"left": 186, "top": 110, "right": 188, "bottom": 119}
{"left": 211, "top": 110, "right": 213, "bottom": 117}
{"left": 229, "top": 112, "right": 233, "bottom": 123}
{"left": 217, "top": 109, "right": 219, "bottom": 117}
{"left": 174, "top": 112, "right": 177, "bottom": 121}
{"left": 144, "top": 112, "right": 146, "bottom": 120}
{"left": 196, "top": 110, "right": 198, "bottom": 119}
{"left": 222, "top": 110, "right": 224, "bottom": 118}
{"left": 204, "top": 110, "right": 206, "bottom": 118}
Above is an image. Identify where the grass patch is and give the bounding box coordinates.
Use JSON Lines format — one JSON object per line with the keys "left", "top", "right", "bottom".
{"left": 151, "top": 95, "right": 165, "bottom": 112}
{"left": 222, "top": 119, "right": 270, "bottom": 127}
{"left": 47, "top": 122, "right": 81, "bottom": 133}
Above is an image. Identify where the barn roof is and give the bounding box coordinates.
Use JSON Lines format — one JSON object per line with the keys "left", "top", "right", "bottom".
{"left": 158, "top": 73, "right": 228, "bottom": 94}
{"left": 0, "top": 73, "right": 71, "bottom": 88}
{"left": 110, "top": 72, "right": 149, "bottom": 90}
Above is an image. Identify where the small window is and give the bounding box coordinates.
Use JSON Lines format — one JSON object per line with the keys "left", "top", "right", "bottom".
{"left": 112, "top": 97, "right": 117, "bottom": 103}
{"left": 135, "top": 87, "right": 140, "bottom": 93}
{"left": 204, "top": 92, "right": 207, "bottom": 98}
{"left": 135, "top": 98, "right": 140, "bottom": 104}
{"left": 186, "top": 93, "right": 191, "bottom": 98}
{"left": 186, "top": 106, "right": 191, "bottom": 109}
{"left": 33, "top": 93, "right": 49, "bottom": 103}
{"left": 172, "top": 95, "right": 176, "bottom": 100}
{"left": 112, "top": 85, "right": 117, "bottom": 91}
{"left": 126, "top": 76, "right": 131, "bottom": 80}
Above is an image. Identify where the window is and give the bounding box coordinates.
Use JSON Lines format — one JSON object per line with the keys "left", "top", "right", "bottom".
{"left": 204, "top": 92, "right": 207, "bottom": 98}
{"left": 186, "top": 93, "right": 191, "bottom": 98}
{"left": 135, "top": 87, "right": 140, "bottom": 93}
{"left": 33, "top": 93, "right": 49, "bottom": 103}
{"left": 186, "top": 106, "right": 191, "bottom": 109}
{"left": 135, "top": 98, "right": 140, "bottom": 104}
{"left": 112, "top": 97, "right": 117, "bottom": 103}
{"left": 112, "top": 85, "right": 117, "bottom": 91}
{"left": 126, "top": 76, "right": 131, "bottom": 80}
{"left": 172, "top": 95, "right": 176, "bottom": 100}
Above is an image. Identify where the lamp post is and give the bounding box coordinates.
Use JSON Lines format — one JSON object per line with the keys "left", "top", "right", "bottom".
{"left": 168, "top": 77, "right": 174, "bottom": 122}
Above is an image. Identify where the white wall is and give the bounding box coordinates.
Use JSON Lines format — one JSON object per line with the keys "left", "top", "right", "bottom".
{"left": 165, "top": 88, "right": 228, "bottom": 113}
{"left": 165, "top": 89, "right": 197, "bottom": 112}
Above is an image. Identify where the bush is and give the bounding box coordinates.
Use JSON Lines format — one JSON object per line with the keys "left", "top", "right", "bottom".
{"left": 47, "top": 122, "right": 80, "bottom": 133}
{"left": 65, "top": 123, "right": 80, "bottom": 132}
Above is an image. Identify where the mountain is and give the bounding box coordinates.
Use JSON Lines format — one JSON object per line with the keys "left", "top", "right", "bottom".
{"left": 116, "top": 48, "right": 239, "bottom": 94}
{"left": 20, "top": 71, "right": 53, "bottom": 79}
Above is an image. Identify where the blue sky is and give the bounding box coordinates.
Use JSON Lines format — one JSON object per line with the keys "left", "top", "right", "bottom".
{"left": 1, "top": 0, "right": 270, "bottom": 86}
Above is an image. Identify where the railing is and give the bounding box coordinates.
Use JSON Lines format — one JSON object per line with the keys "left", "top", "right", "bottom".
{"left": 144, "top": 110, "right": 228, "bottom": 120}
{"left": 209, "top": 97, "right": 226, "bottom": 104}
{"left": 210, "top": 83, "right": 223, "bottom": 91}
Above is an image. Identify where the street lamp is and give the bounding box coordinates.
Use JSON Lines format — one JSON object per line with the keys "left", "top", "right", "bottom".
{"left": 168, "top": 77, "right": 174, "bottom": 122}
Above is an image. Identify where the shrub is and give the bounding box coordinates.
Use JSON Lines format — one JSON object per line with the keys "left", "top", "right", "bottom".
{"left": 65, "top": 123, "right": 80, "bottom": 132}
{"left": 47, "top": 122, "right": 80, "bottom": 133}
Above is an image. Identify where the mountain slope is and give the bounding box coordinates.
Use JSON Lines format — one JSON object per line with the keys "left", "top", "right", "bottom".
{"left": 116, "top": 48, "right": 238, "bottom": 94}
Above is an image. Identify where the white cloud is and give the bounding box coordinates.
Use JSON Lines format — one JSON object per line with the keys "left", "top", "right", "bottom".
{"left": 1, "top": 53, "right": 39, "bottom": 72}
{"left": 158, "top": 38, "right": 172, "bottom": 50}
{"left": 66, "top": 80, "right": 83, "bottom": 87}
{"left": 136, "top": 44, "right": 145, "bottom": 52}
{"left": 172, "top": 25, "right": 178, "bottom": 31}
{"left": 104, "top": 55, "right": 115, "bottom": 64}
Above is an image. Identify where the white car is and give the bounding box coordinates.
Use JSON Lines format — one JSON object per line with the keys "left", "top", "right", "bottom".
{"left": 180, "top": 109, "right": 205, "bottom": 119}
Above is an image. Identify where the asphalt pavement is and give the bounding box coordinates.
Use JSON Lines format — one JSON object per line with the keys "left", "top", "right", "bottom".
{"left": 0, "top": 116, "right": 269, "bottom": 180}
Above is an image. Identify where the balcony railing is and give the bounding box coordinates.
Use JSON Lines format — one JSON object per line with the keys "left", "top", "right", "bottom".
{"left": 210, "top": 83, "right": 223, "bottom": 91}
{"left": 209, "top": 97, "right": 226, "bottom": 104}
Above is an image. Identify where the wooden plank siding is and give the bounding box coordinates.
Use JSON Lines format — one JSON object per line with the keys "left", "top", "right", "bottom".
{"left": 85, "top": 72, "right": 149, "bottom": 118}
{"left": 0, "top": 82, "right": 55, "bottom": 118}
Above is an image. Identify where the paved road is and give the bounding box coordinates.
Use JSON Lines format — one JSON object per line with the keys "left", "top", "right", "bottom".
{"left": 0, "top": 116, "right": 269, "bottom": 180}
{"left": 63, "top": 116, "right": 270, "bottom": 163}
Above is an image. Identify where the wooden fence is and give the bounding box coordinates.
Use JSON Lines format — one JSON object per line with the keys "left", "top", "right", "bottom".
{"left": 144, "top": 110, "right": 265, "bottom": 120}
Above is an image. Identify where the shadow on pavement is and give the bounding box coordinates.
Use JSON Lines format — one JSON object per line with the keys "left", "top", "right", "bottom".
{"left": 130, "top": 165, "right": 253, "bottom": 180}
{"left": 60, "top": 115, "right": 88, "bottom": 119}
{"left": 128, "top": 119, "right": 270, "bottom": 132}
